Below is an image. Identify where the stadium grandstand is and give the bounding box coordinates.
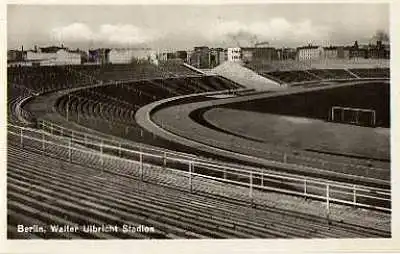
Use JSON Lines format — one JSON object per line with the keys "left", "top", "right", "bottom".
{"left": 7, "top": 57, "right": 391, "bottom": 239}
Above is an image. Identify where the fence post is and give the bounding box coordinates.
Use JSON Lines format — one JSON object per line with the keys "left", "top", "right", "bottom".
{"left": 249, "top": 172, "right": 253, "bottom": 199}
{"left": 20, "top": 127, "right": 24, "bottom": 147}
{"left": 189, "top": 162, "right": 193, "bottom": 193}
{"left": 50, "top": 122, "right": 53, "bottom": 135}
{"left": 326, "top": 184, "right": 330, "bottom": 216}
{"left": 139, "top": 152, "right": 143, "bottom": 181}
{"left": 353, "top": 185, "right": 357, "bottom": 205}
{"left": 283, "top": 153, "right": 287, "bottom": 163}
{"left": 68, "top": 138, "right": 72, "bottom": 162}
{"left": 163, "top": 152, "right": 167, "bottom": 169}
{"left": 304, "top": 179, "right": 307, "bottom": 196}
{"left": 118, "top": 143, "right": 122, "bottom": 157}
{"left": 99, "top": 140, "right": 103, "bottom": 168}
{"left": 42, "top": 131, "right": 45, "bottom": 155}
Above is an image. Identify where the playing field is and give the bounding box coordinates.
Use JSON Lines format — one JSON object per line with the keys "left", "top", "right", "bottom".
{"left": 204, "top": 107, "right": 390, "bottom": 161}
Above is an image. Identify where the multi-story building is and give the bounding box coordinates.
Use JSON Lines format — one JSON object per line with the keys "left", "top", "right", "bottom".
{"left": 368, "top": 41, "right": 389, "bottom": 59}
{"left": 323, "top": 46, "right": 339, "bottom": 59}
{"left": 68, "top": 49, "right": 89, "bottom": 64}
{"left": 227, "top": 47, "right": 241, "bottom": 62}
{"left": 241, "top": 47, "right": 278, "bottom": 63}
{"left": 88, "top": 48, "right": 111, "bottom": 64}
{"left": 108, "top": 48, "right": 158, "bottom": 65}
{"left": 296, "top": 44, "right": 323, "bottom": 61}
{"left": 241, "top": 48, "right": 254, "bottom": 63}
{"left": 209, "top": 48, "right": 225, "bottom": 68}
{"left": 176, "top": 50, "right": 188, "bottom": 62}
{"left": 253, "top": 47, "right": 278, "bottom": 62}
{"left": 276, "top": 48, "right": 297, "bottom": 60}
{"left": 158, "top": 51, "right": 176, "bottom": 61}
{"left": 189, "top": 46, "right": 211, "bottom": 69}
{"left": 7, "top": 49, "right": 25, "bottom": 62}
{"left": 25, "top": 45, "right": 81, "bottom": 65}
{"left": 339, "top": 46, "right": 351, "bottom": 59}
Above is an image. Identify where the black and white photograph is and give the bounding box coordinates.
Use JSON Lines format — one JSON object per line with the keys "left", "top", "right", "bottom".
{"left": 2, "top": 1, "right": 398, "bottom": 252}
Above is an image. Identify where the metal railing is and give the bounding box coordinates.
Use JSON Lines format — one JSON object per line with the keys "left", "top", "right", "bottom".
{"left": 8, "top": 122, "right": 391, "bottom": 214}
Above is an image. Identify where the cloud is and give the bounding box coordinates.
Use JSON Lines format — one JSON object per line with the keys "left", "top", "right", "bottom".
{"left": 51, "top": 23, "right": 157, "bottom": 46}
{"left": 204, "top": 18, "right": 331, "bottom": 46}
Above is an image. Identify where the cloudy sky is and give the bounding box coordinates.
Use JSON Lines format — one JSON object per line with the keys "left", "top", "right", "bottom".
{"left": 7, "top": 4, "right": 389, "bottom": 51}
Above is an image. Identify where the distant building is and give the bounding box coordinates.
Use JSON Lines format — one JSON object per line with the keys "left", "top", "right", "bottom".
{"left": 189, "top": 46, "right": 211, "bottom": 69}
{"left": 7, "top": 49, "right": 26, "bottom": 62}
{"left": 25, "top": 45, "right": 81, "bottom": 65}
{"left": 176, "top": 50, "right": 188, "bottom": 62}
{"left": 254, "top": 42, "right": 271, "bottom": 48}
{"left": 88, "top": 48, "right": 110, "bottom": 64}
{"left": 368, "top": 40, "right": 389, "bottom": 59}
{"left": 209, "top": 48, "right": 225, "bottom": 68}
{"left": 349, "top": 41, "right": 368, "bottom": 59}
{"left": 253, "top": 47, "right": 278, "bottom": 62}
{"left": 108, "top": 48, "right": 157, "bottom": 65}
{"left": 227, "top": 47, "right": 241, "bottom": 62}
{"left": 159, "top": 50, "right": 189, "bottom": 62}
{"left": 69, "top": 49, "right": 89, "bottom": 64}
{"left": 240, "top": 47, "right": 278, "bottom": 63}
{"left": 323, "top": 46, "right": 339, "bottom": 59}
{"left": 340, "top": 46, "right": 352, "bottom": 59}
{"left": 296, "top": 44, "right": 323, "bottom": 61}
{"left": 276, "top": 48, "right": 297, "bottom": 60}
{"left": 158, "top": 52, "right": 170, "bottom": 61}
{"left": 241, "top": 48, "right": 254, "bottom": 63}
{"left": 383, "top": 44, "right": 390, "bottom": 59}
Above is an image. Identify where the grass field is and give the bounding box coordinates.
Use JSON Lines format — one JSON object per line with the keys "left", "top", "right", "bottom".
{"left": 204, "top": 108, "right": 390, "bottom": 161}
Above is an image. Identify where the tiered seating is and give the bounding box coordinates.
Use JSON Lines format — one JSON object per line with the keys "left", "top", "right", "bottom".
{"left": 349, "top": 68, "right": 390, "bottom": 78}
{"left": 307, "top": 69, "right": 355, "bottom": 80}
{"left": 91, "top": 63, "right": 164, "bottom": 81}
{"left": 7, "top": 62, "right": 205, "bottom": 97}
{"left": 55, "top": 76, "right": 241, "bottom": 151}
{"left": 158, "top": 60, "right": 202, "bottom": 77}
{"left": 246, "top": 61, "right": 310, "bottom": 72}
{"left": 7, "top": 66, "right": 94, "bottom": 94}
{"left": 246, "top": 62, "right": 390, "bottom": 84}
{"left": 7, "top": 142, "right": 389, "bottom": 239}
{"left": 6, "top": 61, "right": 220, "bottom": 127}
{"left": 263, "top": 71, "right": 319, "bottom": 83}
{"left": 68, "top": 62, "right": 203, "bottom": 82}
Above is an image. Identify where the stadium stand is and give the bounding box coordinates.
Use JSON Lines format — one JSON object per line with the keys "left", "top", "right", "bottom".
{"left": 349, "top": 68, "right": 390, "bottom": 79}
{"left": 307, "top": 69, "right": 355, "bottom": 80}
{"left": 54, "top": 76, "right": 242, "bottom": 151}
{"left": 262, "top": 70, "right": 319, "bottom": 83}
{"left": 7, "top": 62, "right": 203, "bottom": 95}
{"left": 252, "top": 68, "right": 389, "bottom": 84}
{"left": 6, "top": 61, "right": 391, "bottom": 240}
{"left": 6, "top": 132, "right": 390, "bottom": 239}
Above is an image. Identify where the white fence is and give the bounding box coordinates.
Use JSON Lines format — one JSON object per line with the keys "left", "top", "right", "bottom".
{"left": 7, "top": 122, "right": 391, "bottom": 214}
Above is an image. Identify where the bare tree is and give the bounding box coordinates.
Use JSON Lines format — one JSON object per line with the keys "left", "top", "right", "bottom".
{"left": 373, "top": 30, "right": 390, "bottom": 43}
